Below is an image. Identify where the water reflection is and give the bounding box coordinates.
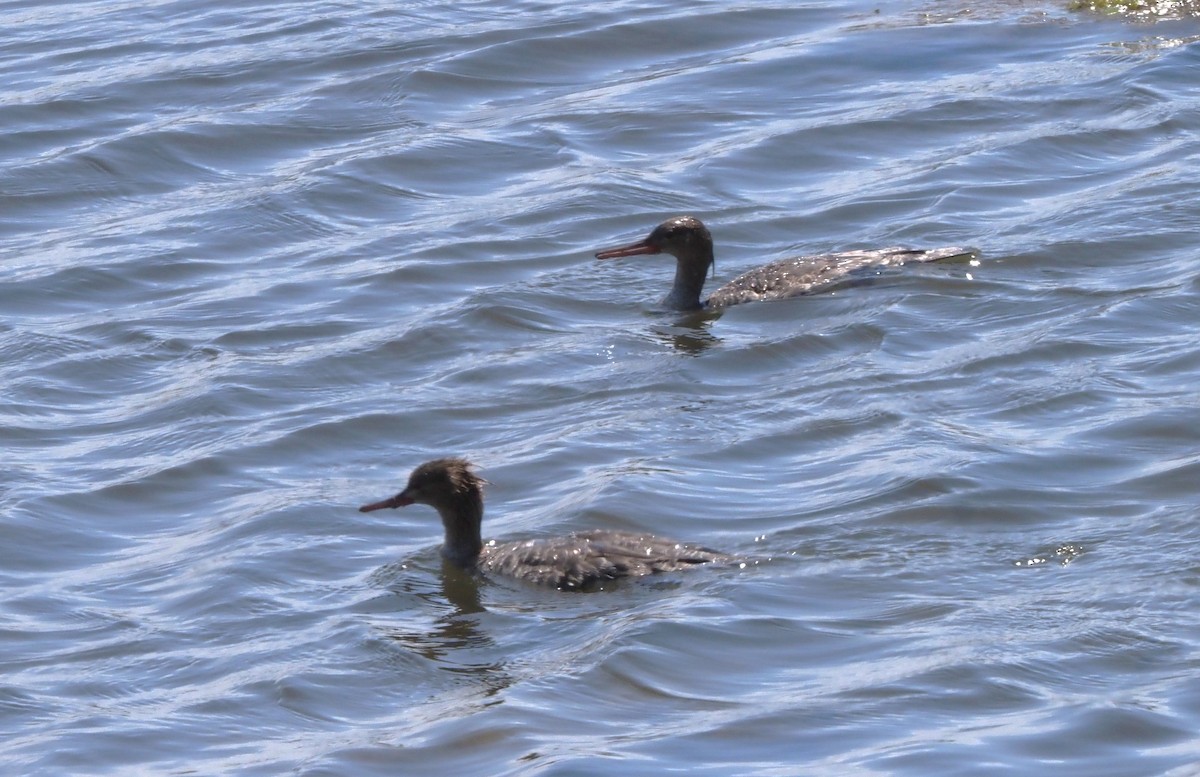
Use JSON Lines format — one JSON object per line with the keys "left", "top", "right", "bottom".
{"left": 437, "top": 557, "right": 486, "bottom": 615}
{"left": 374, "top": 561, "right": 513, "bottom": 694}
{"left": 648, "top": 308, "right": 724, "bottom": 355}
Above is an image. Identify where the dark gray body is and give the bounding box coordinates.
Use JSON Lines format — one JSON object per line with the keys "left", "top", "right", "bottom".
{"left": 476, "top": 530, "right": 728, "bottom": 590}
{"left": 706, "top": 246, "right": 973, "bottom": 307}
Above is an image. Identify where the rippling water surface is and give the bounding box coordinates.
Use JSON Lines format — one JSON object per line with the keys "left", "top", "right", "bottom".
{"left": 4, "top": 1, "right": 1200, "bottom": 774}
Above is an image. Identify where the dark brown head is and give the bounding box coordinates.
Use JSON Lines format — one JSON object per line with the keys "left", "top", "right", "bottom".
{"left": 595, "top": 216, "right": 717, "bottom": 310}
{"left": 359, "top": 457, "right": 484, "bottom": 515}
{"left": 360, "top": 458, "right": 487, "bottom": 565}
{"left": 594, "top": 216, "right": 713, "bottom": 267}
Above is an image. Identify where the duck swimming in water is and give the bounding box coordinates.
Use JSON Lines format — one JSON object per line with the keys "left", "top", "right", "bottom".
{"left": 359, "top": 458, "right": 727, "bottom": 590}
{"left": 595, "top": 216, "right": 975, "bottom": 310}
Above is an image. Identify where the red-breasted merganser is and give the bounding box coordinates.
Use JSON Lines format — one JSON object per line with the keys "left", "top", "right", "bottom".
{"left": 595, "top": 216, "right": 975, "bottom": 310}
{"left": 359, "top": 458, "right": 727, "bottom": 590}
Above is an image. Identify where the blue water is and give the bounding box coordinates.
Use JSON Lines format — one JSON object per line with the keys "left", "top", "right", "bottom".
{"left": 4, "top": 1, "right": 1200, "bottom": 774}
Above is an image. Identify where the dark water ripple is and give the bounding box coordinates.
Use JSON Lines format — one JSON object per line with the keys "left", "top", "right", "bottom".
{"left": 3, "top": 0, "right": 1200, "bottom": 774}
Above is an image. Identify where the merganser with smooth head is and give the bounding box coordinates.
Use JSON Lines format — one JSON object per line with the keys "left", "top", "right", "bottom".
{"left": 359, "top": 457, "right": 727, "bottom": 590}
{"left": 595, "top": 216, "right": 975, "bottom": 310}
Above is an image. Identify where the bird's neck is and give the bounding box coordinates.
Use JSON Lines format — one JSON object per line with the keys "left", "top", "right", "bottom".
{"left": 664, "top": 250, "right": 714, "bottom": 310}
{"left": 436, "top": 494, "right": 484, "bottom": 566}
